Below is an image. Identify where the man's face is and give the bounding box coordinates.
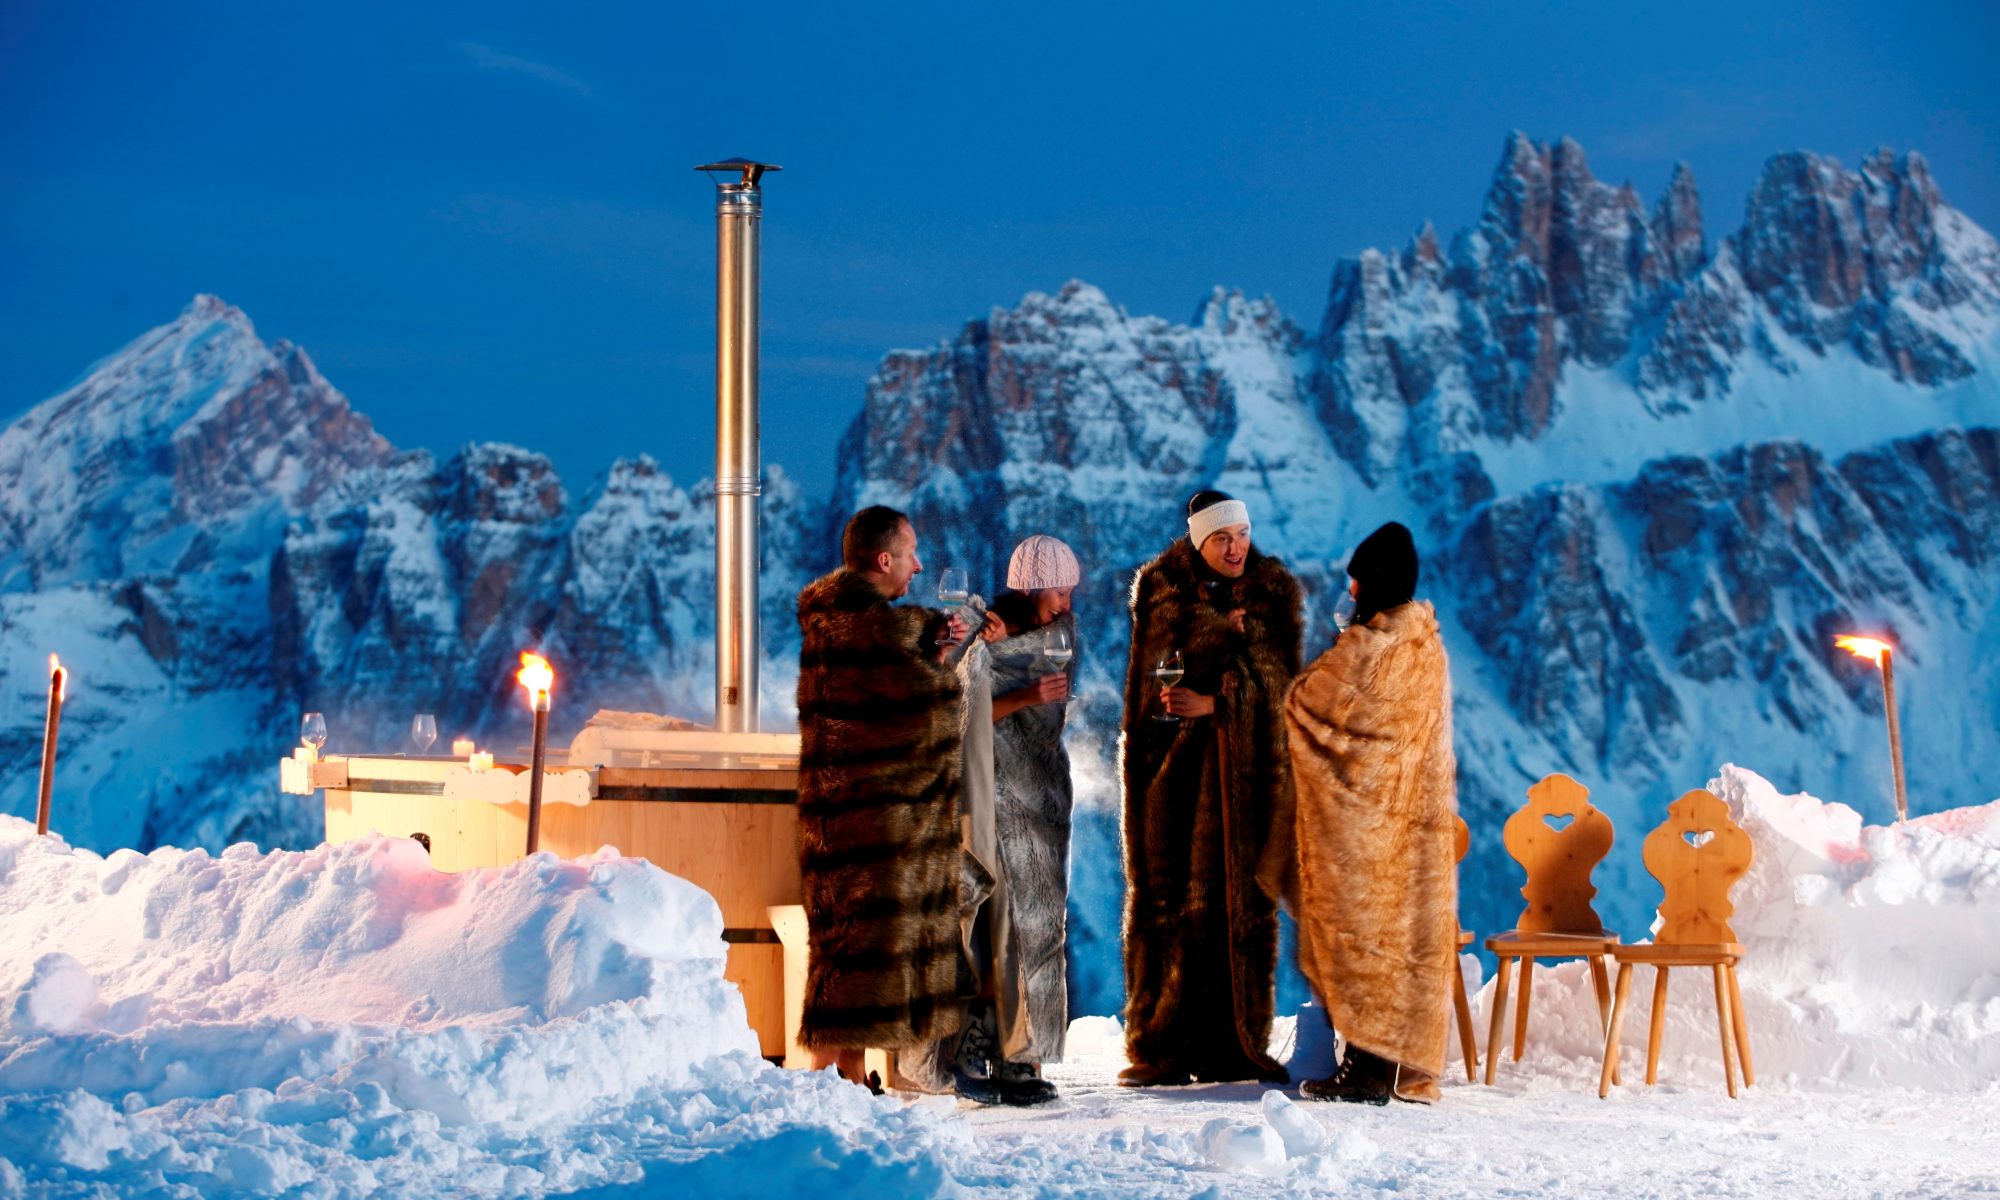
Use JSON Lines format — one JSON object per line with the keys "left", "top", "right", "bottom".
{"left": 1199, "top": 524, "right": 1251, "bottom": 578}
{"left": 874, "top": 520, "right": 922, "bottom": 599}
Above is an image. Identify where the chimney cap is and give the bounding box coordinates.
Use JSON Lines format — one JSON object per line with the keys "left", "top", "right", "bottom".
{"left": 696, "top": 159, "right": 782, "bottom": 187}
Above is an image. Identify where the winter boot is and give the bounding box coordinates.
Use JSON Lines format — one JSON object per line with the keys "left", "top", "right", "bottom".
{"left": 1300, "top": 1046, "right": 1394, "bottom": 1105}
{"left": 950, "top": 1003, "right": 1003, "bottom": 1106}
{"left": 993, "top": 1060, "right": 1058, "bottom": 1107}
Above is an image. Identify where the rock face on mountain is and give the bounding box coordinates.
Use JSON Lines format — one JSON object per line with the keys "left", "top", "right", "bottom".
{"left": 2, "top": 134, "right": 1995, "bottom": 1021}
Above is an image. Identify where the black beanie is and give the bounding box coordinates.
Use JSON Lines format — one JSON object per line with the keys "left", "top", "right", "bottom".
{"left": 1347, "top": 521, "right": 1418, "bottom": 625}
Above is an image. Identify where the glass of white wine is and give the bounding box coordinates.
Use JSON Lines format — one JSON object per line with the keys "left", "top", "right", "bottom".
{"left": 935, "top": 568, "right": 970, "bottom": 643}
{"left": 1152, "top": 651, "right": 1184, "bottom": 722}
{"left": 1043, "top": 623, "right": 1074, "bottom": 706}
{"left": 411, "top": 713, "right": 438, "bottom": 755}
{"left": 301, "top": 711, "right": 328, "bottom": 753}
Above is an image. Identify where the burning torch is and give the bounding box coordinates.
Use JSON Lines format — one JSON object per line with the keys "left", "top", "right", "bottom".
{"left": 36, "top": 655, "right": 67, "bottom": 836}
{"left": 516, "top": 651, "right": 554, "bottom": 855}
{"left": 1835, "top": 634, "right": 1907, "bottom": 825}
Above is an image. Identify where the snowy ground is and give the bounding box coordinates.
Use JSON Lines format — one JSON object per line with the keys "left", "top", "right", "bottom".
{"left": 3, "top": 765, "right": 1998, "bottom": 1198}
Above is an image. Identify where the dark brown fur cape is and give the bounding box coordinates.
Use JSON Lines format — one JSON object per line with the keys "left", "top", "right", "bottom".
{"left": 795, "top": 568, "right": 966, "bottom": 1051}
{"left": 1119, "top": 538, "right": 1302, "bottom": 1079}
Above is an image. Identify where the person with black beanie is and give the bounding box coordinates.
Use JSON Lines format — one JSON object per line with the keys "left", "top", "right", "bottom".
{"left": 1284, "top": 520, "right": 1461, "bottom": 1105}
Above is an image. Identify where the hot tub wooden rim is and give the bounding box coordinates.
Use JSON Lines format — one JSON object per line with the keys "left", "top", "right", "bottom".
{"left": 339, "top": 777, "right": 799, "bottom": 805}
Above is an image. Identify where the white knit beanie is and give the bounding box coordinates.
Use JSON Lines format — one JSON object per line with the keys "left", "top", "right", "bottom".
{"left": 1006, "top": 535, "right": 1081, "bottom": 590}
{"left": 1187, "top": 498, "right": 1251, "bottom": 549}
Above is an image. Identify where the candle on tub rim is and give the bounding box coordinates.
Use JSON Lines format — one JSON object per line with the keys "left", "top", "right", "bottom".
{"left": 469, "top": 751, "right": 494, "bottom": 772}
{"left": 452, "top": 736, "right": 476, "bottom": 758}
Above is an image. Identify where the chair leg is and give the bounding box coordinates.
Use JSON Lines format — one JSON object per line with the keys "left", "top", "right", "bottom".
{"left": 1589, "top": 955, "right": 1612, "bottom": 1030}
{"left": 1513, "top": 957, "right": 1535, "bottom": 1062}
{"left": 1727, "top": 961, "right": 1754, "bottom": 1087}
{"left": 1711, "top": 963, "right": 1738, "bottom": 1099}
{"left": 1452, "top": 955, "right": 1479, "bottom": 1082}
{"left": 1598, "top": 961, "right": 1634, "bottom": 1099}
{"left": 1646, "top": 967, "right": 1670, "bottom": 1086}
{"left": 1483, "top": 955, "right": 1515, "bottom": 1085}
{"left": 1591, "top": 954, "right": 1621, "bottom": 1084}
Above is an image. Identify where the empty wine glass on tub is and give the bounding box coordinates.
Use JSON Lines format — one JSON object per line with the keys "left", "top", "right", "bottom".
{"left": 301, "top": 711, "right": 328, "bottom": 753}
{"left": 411, "top": 713, "right": 438, "bottom": 755}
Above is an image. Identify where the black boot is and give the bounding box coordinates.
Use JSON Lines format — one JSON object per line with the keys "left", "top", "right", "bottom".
{"left": 993, "top": 1060, "right": 1059, "bottom": 1107}
{"left": 1300, "top": 1046, "right": 1394, "bottom": 1105}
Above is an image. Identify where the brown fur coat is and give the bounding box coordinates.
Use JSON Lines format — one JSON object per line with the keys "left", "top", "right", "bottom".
{"left": 1120, "top": 538, "right": 1301, "bottom": 1079}
{"left": 795, "top": 568, "right": 965, "bottom": 1051}
{"left": 1285, "top": 600, "right": 1458, "bottom": 1103}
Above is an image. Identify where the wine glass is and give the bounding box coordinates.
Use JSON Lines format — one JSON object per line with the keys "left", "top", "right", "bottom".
{"left": 301, "top": 711, "right": 328, "bottom": 753}
{"left": 935, "top": 568, "right": 970, "bottom": 643}
{"left": 1043, "top": 623, "right": 1074, "bottom": 706}
{"left": 1152, "top": 651, "right": 1184, "bottom": 723}
{"left": 411, "top": 713, "right": 438, "bottom": 755}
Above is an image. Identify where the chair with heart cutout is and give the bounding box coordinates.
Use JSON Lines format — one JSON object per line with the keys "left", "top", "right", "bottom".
{"left": 1483, "top": 773, "right": 1621, "bottom": 1085}
{"left": 1597, "top": 788, "right": 1756, "bottom": 1098}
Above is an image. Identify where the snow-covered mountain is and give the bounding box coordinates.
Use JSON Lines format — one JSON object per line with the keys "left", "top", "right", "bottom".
{"left": 2, "top": 134, "right": 1995, "bottom": 1022}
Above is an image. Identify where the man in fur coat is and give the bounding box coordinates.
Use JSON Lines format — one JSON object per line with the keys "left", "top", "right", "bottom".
{"left": 795, "top": 505, "right": 970, "bottom": 1087}
{"left": 1119, "top": 490, "right": 1302, "bottom": 1086}
{"left": 1285, "top": 521, "right": 1458, "bottom": 1105}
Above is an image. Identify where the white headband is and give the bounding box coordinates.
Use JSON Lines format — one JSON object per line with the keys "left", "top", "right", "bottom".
{"left": 1187, "top": 499, "right": 1251, "bottom": 549}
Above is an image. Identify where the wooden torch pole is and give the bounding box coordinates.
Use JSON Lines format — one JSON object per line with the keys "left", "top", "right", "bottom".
{"left": 526, "top": 694, "right": 549, "bottom": 855}
{"left": 36, "top": 658, "right": 64, "bottom": 836}
{"left": 1880, "top": 648, "right": 1907, "bottom": 825}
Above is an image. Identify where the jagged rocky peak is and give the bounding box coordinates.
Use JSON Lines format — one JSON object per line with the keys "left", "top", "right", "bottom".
{"left": 1649, "top": 162, "right": 1707, "bottom": 282}
{"left": 1732, "top": 146, "right": 2000, "bottom": 384}
{"left": 0, "top": 294, "right": 396, "bottom": 588}
{"left": 439, "top": 442, "right": 568, "bottom": 526}
{"left": 1191, "top": 285, "right": 1295, "bottom": 343}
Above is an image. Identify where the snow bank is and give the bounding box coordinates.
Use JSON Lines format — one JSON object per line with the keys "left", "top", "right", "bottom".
{"left": 1460, "top": 765, "right": 2000, "bottom": 1092}
{"left": 0, "top": 819, "right": 968, "bottom": 1196}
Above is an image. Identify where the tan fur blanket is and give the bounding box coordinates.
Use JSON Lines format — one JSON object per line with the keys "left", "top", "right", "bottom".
{"left": 1285, "top": 600, "right": 1458, "bottom": 1102}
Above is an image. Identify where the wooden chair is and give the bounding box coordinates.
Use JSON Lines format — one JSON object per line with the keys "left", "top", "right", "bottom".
{"left": 1598, "top": 789, "right": 1755, "bottom": 1099}
{"left": 1451, "top": 815, "right": 1480, "bottom": 1081}
{"left": 1483, "top": 773, "right": 1621, "bottom": 1085}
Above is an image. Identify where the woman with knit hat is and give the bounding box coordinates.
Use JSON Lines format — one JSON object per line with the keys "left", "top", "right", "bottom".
{"left": 903, "top": 534, "right": 1081, "bottom": 1105}
{"left": 1118, "top": 490, "right": 1303, "bottom": 1087}
{"left": 1284, "top": 520, "right": 1459, "bottom": 1106}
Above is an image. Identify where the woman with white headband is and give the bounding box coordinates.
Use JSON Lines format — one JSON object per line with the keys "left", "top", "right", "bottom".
{"left": 903, "top": 534, "right": 1080, "bottom": 1106}
{"left": 1117, "top": 490, "right": 1303, "bottom": 1087}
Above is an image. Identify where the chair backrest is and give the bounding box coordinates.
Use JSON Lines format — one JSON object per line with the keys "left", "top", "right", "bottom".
{"left": 1642, "top": 789, "right": 1755, "bottom": 945}
{"left": 1503, "top": 773, "right": 1616, "bottom": 934}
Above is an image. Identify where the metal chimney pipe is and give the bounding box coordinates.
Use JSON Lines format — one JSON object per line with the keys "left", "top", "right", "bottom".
{"left": 698, "top": 158, "right": 780, "bottom": 732}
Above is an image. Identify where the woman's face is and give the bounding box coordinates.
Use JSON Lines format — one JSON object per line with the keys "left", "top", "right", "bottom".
{"left": 1032, "top": 587, "right": 1074, "bottom": 623}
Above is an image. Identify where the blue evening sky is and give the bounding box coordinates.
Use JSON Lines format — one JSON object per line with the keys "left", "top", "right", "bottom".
{"left": 2, "top": 2, "right": 1994, "bottom": 499}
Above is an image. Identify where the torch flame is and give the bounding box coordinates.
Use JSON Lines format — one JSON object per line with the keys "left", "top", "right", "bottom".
{"left": 49, "top": 653, "right": 65, "bottom": 701}
{"left": 516, "top": 651, "right": 554, "bottom": 698}
{"left": 1835, "top": 635, "right": 1892, "bottom": 664}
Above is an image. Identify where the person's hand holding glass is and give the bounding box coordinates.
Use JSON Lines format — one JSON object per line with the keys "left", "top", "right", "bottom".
{"left": 934, "top": 567, "right": 971, "bottom": 649}
{"left": 1043, "top": 623, "right": 1074, "bottom": 707}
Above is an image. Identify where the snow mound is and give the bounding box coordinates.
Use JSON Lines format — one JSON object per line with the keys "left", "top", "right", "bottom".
{"left": 1460, "top": 765, "right": 2000, "bottom": 1092}
{"left": 0, "top": 819, "right": 971, "bottom": 1196}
